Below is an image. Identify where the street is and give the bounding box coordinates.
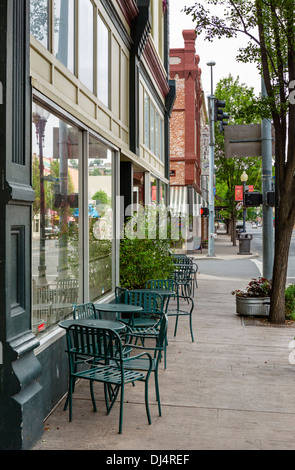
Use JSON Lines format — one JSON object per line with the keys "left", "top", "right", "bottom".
{"left": 249, "top": 223, "right": 295, "bottom": 283}
{"left": 196, "top": 222, "right": 295, "bottom": 284}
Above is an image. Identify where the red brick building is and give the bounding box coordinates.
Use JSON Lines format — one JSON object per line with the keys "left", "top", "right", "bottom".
{"left": 169, "top": 30, "right": 208, "bottom": 251}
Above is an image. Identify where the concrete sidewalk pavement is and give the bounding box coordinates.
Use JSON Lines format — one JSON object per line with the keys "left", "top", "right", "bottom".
{"left": 32, "top": 233, "right": 295, "bottom": 451}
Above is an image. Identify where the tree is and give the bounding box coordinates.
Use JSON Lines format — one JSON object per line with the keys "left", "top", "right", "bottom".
{"left": 184, "top": 0, "right": 295, "bottom": 323}
{"left": 214, "top": 75, "right": 263, "bottom": 243}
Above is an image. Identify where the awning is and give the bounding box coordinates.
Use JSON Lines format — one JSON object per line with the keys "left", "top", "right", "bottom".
{"left": 169, "top": 186, "right": 188, "bottom": 215}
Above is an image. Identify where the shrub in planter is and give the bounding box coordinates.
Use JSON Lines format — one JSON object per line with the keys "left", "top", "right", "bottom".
{"left": 232, "top": 277, "right": 272, "bottom": 316}
{"left": 120, "top": 205, "right": 175, "bottom": 289}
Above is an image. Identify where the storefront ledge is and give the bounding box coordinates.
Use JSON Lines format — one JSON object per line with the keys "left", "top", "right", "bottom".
{"left": 34, "top": 326, "right": 65, "bottom": 356}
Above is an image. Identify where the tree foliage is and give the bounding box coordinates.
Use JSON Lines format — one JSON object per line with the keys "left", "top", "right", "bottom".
{"left": 184, "top": 0, "right": 295, "bottom": 323}
{"left": 214, "top": 75, "right": 263, "bottom": 227}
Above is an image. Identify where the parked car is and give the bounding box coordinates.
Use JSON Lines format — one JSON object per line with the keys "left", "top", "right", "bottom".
{"left": 45, "top": 226, "right": 59, "bottom": 239}
{"left": 252, "top": 222, "right": 257, "bottom": 229}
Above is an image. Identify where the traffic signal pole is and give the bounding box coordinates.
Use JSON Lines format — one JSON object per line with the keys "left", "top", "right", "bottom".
{"left": 261, "top": 79, "right": 274, "bottom": 279}
{"left": 207, "top": 94, "right": 216, "bottom": 257}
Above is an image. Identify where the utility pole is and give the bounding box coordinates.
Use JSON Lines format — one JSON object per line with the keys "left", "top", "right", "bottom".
{"left": 261, "top": 79, "right": 274, "bottom": 279}
{"left": 207, "top": 61, "right": 216, "bottom": 257}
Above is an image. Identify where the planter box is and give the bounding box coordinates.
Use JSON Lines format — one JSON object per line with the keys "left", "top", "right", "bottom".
{"left": 236, "top": 295, "right": 270, "bottom": 316}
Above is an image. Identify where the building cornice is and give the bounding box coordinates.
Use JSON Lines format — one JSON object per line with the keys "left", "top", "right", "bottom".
{"left": 143, "top": 37, "right": 170, "bottom": 98}
{"left": 116, "top": 0, "right": 139, "bottom": 27}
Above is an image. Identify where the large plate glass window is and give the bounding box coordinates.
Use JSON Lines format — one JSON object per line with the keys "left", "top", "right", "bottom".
{"left": 30, "top": 0, "right": 49, "bottom": 49}
{"left": 97, "top": 14, "right": 109, "bottom": 107}
{"left": 54, "top": 0, "right": 75, "bottom": 74}
{"left": 32, "top": 103, "right": 82, "bottom": 335}
{"left": 78, "top": 0, "right": 94, "bottom": 92}
{"left": 88, "top": 135, "right": 113, "bottom": 302}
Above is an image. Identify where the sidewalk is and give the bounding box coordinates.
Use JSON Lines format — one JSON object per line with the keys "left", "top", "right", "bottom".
{"left": 32, "top": 233, "right": 295, "bottom": 451}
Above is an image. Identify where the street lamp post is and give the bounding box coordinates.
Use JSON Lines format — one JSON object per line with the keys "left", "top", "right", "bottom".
{"left": 207, "top": 61, "right": 216, "bottom": 257}
{"left": 33, "top": 104, "right": 50, "bottom": 286}
{"left": 240, "top": 170, "right": 248, "bottom": 233}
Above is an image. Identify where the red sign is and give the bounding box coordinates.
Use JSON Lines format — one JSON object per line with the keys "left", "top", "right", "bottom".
{"left": 248, "top": 185, "right": 254, "bottom": 192}
{"left": 235, "top": 185, "right": 243, "bottom": 201}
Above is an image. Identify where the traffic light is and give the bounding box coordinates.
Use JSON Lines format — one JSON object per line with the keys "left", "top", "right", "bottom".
{"left": 201, "top": 207, "right": 209, "bottom": 217}
{"left": 244, "top": 192, "right": 263, "bottom": 207}
{"left": 214, "top": 99, "right": 229, "bottom": 132}
{"left": 265, "top": 190, "right": 275, "bottom": 207}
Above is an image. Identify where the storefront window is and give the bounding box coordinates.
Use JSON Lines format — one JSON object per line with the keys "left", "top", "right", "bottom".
{"left": 30, "top": 0, "right": 49, "bottom": 49}
{"left": 160, "top": 182, "right": 166, "bottom": 205}
{"left": 133, "top": 172, "right": 145, "bottom": 205}
{"left": 144, "top": 93, "right": 150, "bottom": 147}
{"left": 54, "top": 0, "right": 75, "bottom": 74}
{"left": 97, "top": 14, "right": 109, "bottom": 107}
{"left": 151, "top": 176, "right": 157, "bottom": 203}
{"left": 32, "top": 103, "right": 82, "bottom": 335}
{"left": 78, "top": 0, "right": 94, "bottom": 91}
{"left": 88, "top": 135, "right": 113, "bottom": 302}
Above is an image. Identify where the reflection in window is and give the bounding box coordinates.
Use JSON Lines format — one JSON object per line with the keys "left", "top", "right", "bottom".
{"left": 133, "top": 172, "right": 145, "bottom": 205}
{"left": 78, "top": 0, "right": 94, "bottom": 91}
{"left": 151, "top": 176, "right": 157, "bottom": 202}
{"left": 150, "top": 102, "right": 155, "bottom": 153}
{"left": 54, "top": 0, "right": 75, "bottom": 73}
{"left": 88, "top": 135, "right": 113, "bottom": 302}
{"left": 97, "top": 14, "right": 109, "bottom": 107}
{"left": 30, "top": 0, "right": 49, "bottom": 49}
{"left": 144, "top": 93, "right": 150, "bottom": 147}
{"left": 32, "top": 103, "right": 82, "bottom": 335}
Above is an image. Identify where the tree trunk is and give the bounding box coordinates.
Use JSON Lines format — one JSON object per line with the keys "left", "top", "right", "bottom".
{"left": 269, "top": 209, "right": 294, "bottom": 324}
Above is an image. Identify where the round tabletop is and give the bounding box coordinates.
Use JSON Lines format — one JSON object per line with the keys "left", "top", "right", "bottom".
{"left": 59, "top": 318, "right": 126, "bottom": 331}
{"left": 95, "top": 303, "right": 143, "bottom": 313}
{"left": 135, "top": 289, "right": 176, "bottom": 297}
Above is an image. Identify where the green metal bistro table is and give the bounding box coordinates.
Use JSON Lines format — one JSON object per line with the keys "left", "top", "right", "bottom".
{"left": 59, "top": 318, "right": 126, "bottom": 331}
{"left": 95, "top": 303, "right": 143, "bottom": 321}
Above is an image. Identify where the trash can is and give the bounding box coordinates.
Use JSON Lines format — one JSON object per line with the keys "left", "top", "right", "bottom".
{"left": 236, "top": 224, "right": 244, "bottom": 239}
{"left": 237, "top": 233, "right": 253, "bottom": 255}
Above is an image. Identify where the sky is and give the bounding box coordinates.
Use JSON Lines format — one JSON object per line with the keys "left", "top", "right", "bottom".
{"left": 169, "top": 1, "right": 262, "bottom": 97}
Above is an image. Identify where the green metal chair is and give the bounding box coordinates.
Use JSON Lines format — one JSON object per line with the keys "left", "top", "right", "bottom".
{"left": 171, "top": 264, "right": 193, "bottom": 298}
{"left": 73, "top": 302, "right": 99, "bottom": 319}
{"left": 119, "top": 290, "right": 164, "bottom": 331}
{"left": 145, "top": 279, "right": 194, "bottom": 367}
{"left": 123, "top": 314, "right": 168, "bottom": 417}
{"left": 64, "top": 323, "right": 153, "bottom": 434}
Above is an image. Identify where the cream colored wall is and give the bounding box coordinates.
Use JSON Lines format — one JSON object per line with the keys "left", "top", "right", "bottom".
{"left": 30, "top": 0, "right": 167, "bottom": 182}
{"left": 30, "top": 0, "right": 129, "bottom": 151}
{"left": 151, "top": 0, "right": 164, "bottom": 62}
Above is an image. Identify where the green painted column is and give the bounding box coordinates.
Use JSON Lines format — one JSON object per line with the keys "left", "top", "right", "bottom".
{"left": 0, "top": 0, "right": 43, "bottom": 449}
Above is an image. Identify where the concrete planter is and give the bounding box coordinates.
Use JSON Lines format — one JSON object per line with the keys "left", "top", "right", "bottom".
{"left": 236, "top": 295, "right": 270, "bottom": 316}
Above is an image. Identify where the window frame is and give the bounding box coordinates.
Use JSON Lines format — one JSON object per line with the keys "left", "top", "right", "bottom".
{"left": 32, "top": 90, "right": 120, "bottom": 335}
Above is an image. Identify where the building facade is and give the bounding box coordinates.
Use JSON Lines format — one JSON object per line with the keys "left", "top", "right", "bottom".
{"left": 169, "top": 30, "right": 208, "bottom": 251}
{"left": 0, "top": 0, "right": 175, "bottom": 449}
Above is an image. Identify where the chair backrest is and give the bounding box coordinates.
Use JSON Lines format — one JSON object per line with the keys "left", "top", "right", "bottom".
{"left": 66, "top": 324, "right": 123, "bottom": 368}
{"left": 73, "top": 302, "right": 98, "bottom": 320}
{"left": 128, "top": 290, "right": 164, "bottom": 320}
{"left": 145, "top": 279, "right": 176, "bottom": 292}
{"left": 115, "top": 286, "right": 129, "bottom": 303}
{"left": 157, "top": 314, "right": 168, "bottom": 349}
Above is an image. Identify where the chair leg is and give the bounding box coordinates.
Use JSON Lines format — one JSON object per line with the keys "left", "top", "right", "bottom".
{"left": 174, "top": 316, "right": 179, "bottom": 337}
{"left": 145, "top": 379, "right": 152, "bottom": 425}
{"left": 119, "top": 384, "right": 124, "bottom": 434}
{"left": 90, "top": 380, "right": 97, "bottom": 412}
{"left": 154, "top": 369, "right": 161, "bottom": 416}
{"left": 68, "top": 376, "right": 74, "bottom": 422}
{"left": 190, "top": 314, "right": 194, "bottom": 342}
